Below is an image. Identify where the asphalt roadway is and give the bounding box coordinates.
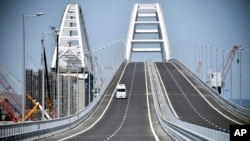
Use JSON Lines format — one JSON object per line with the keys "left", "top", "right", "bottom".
{"left": 155, "top": 62, "right": 249, "bottom": 132}
{"left": 41, "top": 62, "right": 172, "bottom": 141}
{"left": 74, "top": 62, "right": 155, "bottom": 141}
{"left": 39, "top": 61, "right": 250, "bottom": 141}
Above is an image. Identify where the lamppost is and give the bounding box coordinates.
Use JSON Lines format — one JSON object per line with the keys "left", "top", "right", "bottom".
{"left": 239, "top": 48, "right": 244, "bottom": 106}
{"left": 41, "top": 30, "right": 59, "bottom": 120}
{"left": 76, "top": 66, "right": 79, "bottom": 112}
{"left": 22, "top": 12, "right": 45, "bottom": 122}
{"left": 215, "top": 48, "right": 218, "bottom": 92}
{"left": 222, "top": 49, "right": 225, "bottom": 97}
{"left": 67, "top": 65, "right": 71, "bottom": 116}
{"left": 205, "top": 45, "right": 208, "bottom": 83}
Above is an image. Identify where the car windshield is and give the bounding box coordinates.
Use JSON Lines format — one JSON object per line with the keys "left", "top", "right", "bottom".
{"left": 117, "top": 89, "right": 125, "bottom": 92}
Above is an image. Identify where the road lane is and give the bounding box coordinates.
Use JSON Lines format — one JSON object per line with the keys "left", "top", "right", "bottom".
{"left": 41, "top": 62, "right": 173, "bottom": 141}
{"left": 40, "top": 63, "right": 127, "bottom": 141}
{"left": 112, "top": 62, "right": 155, "bottom": 141}
{"left": 156, "top": 62, "right": 249, "bottom": 132}
{"left": 65, "top": 63, "right": 155, "bottom": 141}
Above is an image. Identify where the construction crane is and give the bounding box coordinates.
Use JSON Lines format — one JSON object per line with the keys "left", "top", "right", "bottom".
{"left": 0, "top": 90, "right": 19, "bottom": 122}
{"left": 0, "top": 65, "right": 22, "bottom": 113}
{"left": 41, "top": 38, "right": 54, "bottom": 118}
{"left": 209, "top": 45, "right": 240, "bottom": 93}
{"left": 0, "top": 66, "right": 22, "bottom": 122}
{"left": 0, "top": 65, "right": 52, "bottom": 121}
{"left": 0, "top": 90, "right": 52, "bottom": 122}
{"left": 26, "top": 94, "right": 51, "bottom": 120}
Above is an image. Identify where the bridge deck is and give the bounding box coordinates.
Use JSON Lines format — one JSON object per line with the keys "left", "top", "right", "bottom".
{"left": 40, "top": 61, "right": 250, "bottom": 141}
{"left": 156, "top": 62, "right": 249, "bottom": 132}
{"left": 41, "top": 62, "right": 172, "bottom": 141}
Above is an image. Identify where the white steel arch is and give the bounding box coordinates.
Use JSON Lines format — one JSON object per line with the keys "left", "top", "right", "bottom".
{"left": 51, "top": 4, "right": 92, "bottom": 71}
{"left": 125, "top": 3, "right": 171, "bottom": 62}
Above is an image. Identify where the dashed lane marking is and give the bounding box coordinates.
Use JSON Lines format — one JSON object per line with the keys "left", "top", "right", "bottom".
{"left": 162, "top": 63, "right": 228, "bottom": 132}
{"left": 59, "top": 63, "right": 128, "bottom": 141}
{"left": 103, "top": 63, "right": 137, "bottom": 141}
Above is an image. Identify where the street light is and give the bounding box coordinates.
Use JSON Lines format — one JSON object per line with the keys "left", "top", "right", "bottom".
{"left": 239, "top": 48, "right": 244, "bottom": 106}
{"left": 41, "top": 30, "right": 59, "bottom": 120}
{"left": 222, "top": 49, "right": 225, "bottom": 97}
{"left": 22, "top": 12, "right": 45, "bottom": 122}
{"left": 49, "top": 26, "right": 61, "bottom": 118}
{"left": 42, "top": 26, "right": 60, "bottom": 118}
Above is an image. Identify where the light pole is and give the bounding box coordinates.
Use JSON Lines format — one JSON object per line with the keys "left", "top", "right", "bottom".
{"left": 22, "top": 12, "right": 44, "bottom": 122}
{"left": 41, "top": 30, "right": 59, "bottom": 120}
{"left": 239, "top": 48, "right": 244, "bottom": 106}
{"left": 68, "top": 66, "right": 70, "bottom": 116}
{"left": 41, "top": 33, "right": 45, "bottom": 121}
{"left": 83, "top": 49, "right": 92, "bottom": 106}
{"left": 216, "top": 48, "right": 218, "bottom": 92}
{"left": 48, "top": 26, "right": 61, "bottom": 118}
{"left": 222, "top": 49, "right": 225, "bottom": 97}
{"left": 76, "top": 66, "right": 79, "bottom": 112}
{"left": 41, "top": 32, "right": 49, "bottom": 121}
{"left": 205, "top": 45, "right": 208, "bottom": 83}
{"left": 99, "top": 47, "right": 105, "bottom": 88}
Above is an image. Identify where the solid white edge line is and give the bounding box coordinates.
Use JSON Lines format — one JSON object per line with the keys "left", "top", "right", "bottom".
{"left": 154, "top": 62, "right": 179, "bottom": 119}
{"left": 145, "top": 62, "right": 160, "bottom": 141}
{"left": 171, "top": 62, "right": 243, "bottom": 125}
{"left": 59, "top": 63, "right": 129, "bottom": 141}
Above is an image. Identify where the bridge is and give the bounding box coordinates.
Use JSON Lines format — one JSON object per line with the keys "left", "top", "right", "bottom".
{"left": 0, "top": 3, "right": 249, "bottom": 141}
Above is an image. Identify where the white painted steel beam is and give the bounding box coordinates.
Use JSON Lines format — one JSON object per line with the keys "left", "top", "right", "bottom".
{"left": 138, "top": 4, "right": 156, "bottom": 10}
{"left": 155, "top": 3, "right": 171, "bottom": 61}
{"left": 133, "top": 48, "right": 161, "bottom": 52}
{"left": 132, "top": 39, "right": 163, "bottom": 43}
{"left": 65, "top": 19, "right": 76, "bottom": 22}
{"left": 125, "top": 3, "right": 171, "bottom": 62}
{"left": 60, "top": 36, "right": 79, "bottom": 40}
{"left": 135, "top": 29, "right": 158, "bottom": 33}
{"left": 135, "top": 21, "right": 159, "bottom": 25}
{"left": 51, "top": 4, "right": 92, "bottom": 71}
{"left": 62, "top": 27, "right": 78, "bottom": 30}
{"left": 138, "top": 13, "right": 156, "bottom": 17}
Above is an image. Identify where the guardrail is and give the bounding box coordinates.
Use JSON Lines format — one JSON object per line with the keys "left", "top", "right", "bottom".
{"left": 1, "top": 39, "right": 125, "bottom": 140}
{"left": 170, "top": 59, "right": 250, "bottom": 122}
{"left": 0, "top": 61, "right": 124, "bottom": 141}
{"left": 146, "top": 61, "right": 229, "bottom": 141}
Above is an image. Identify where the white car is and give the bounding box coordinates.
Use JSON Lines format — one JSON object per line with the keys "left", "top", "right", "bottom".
{"left": 116, "top": 84, "right": 127, "bottom": 99}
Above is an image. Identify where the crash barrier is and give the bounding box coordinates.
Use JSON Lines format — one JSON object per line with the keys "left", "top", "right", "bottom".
{"left": 170, "top": 59, "right": 250, "bottom": 122}
{"left": 146, "top": 61, "right": 229, "bottom": 141}
{"left": 0, "top": 62, "right": 124, "bottom": 141}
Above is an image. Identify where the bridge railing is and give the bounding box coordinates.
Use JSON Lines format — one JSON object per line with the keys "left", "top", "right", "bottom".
{"left": 0, "top": 40, "right": 125, "bottom": 141}
{"left": 170, "top": 40, "right": 249, "bottom": 109}
{"left": 146, "top": 61, "right": 229, "bottom": 141}
{"left": 171, "top": 59, "right": 250, "bottom": 122}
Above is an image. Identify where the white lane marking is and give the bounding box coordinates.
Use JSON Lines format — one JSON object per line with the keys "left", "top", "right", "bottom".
{"left": 154, "top": 63, "right": 179, "bottom": 119}
{"left": 163, "top": 63, "right": 226, "bottom": 131}
{"left": 145, "top": 62, "right": 160, "bottom": 141}
{"left": 104, "top": 63, "right": 137, "bottom": 141}
{"left": 59, "top": 63, "right": 129, "bottom": 141}
{"left": 171, "top": 62, "right": 243, "bottom": 125}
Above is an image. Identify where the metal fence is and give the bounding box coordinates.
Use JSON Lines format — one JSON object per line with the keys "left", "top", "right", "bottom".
{"left": 0, "top": 40, "right": 125, "bottom": 140}
{"left": 146, "top": 61, "right": 229, "bottom": 141}
{"left": 171, "top": 59, "right": 250, "bottom": 121}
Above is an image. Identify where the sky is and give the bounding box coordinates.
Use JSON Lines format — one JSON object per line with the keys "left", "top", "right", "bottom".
{"left": 0, "top": 0, "right": 249, "bottom": 100}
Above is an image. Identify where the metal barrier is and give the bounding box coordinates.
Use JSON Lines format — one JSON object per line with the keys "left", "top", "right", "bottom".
{"left": 1, "top": 59, "right": 236, "bottom": 141}
{"left": 0, "top": 40, "right": 125, "bottom": 141}
{"left": 146, "top": 61, "right": 229, "bottom": 141}
{"left": 170, "top": 59, "right": 250, "bottom": 121}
